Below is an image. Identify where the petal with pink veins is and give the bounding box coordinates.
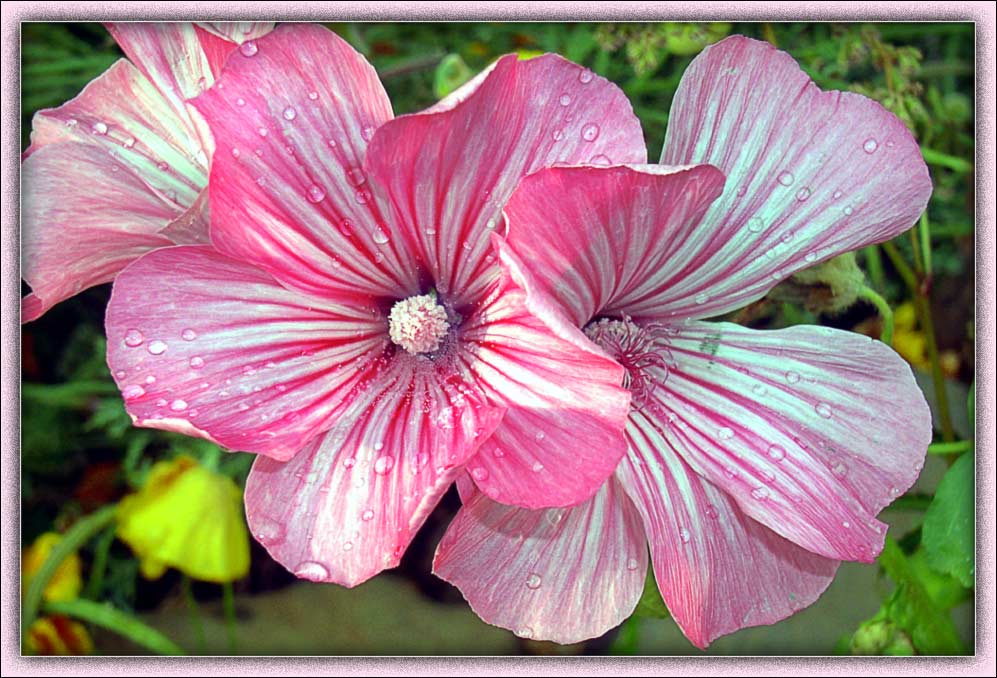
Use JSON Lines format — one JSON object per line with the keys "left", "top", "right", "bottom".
{"left": 21, "top": 143, "right": 176, "bottom": 322}
{"left": 620, "top": 412, "right": 839, "bottom": 649}
{"left": 502, "top": 164, "right": 726, "bottom": 327}
{"left": 246, "top": 359, "right": 504, "bottom": 587}
{"left": 105, "top": 246, "right": 391, "bottom": 461}
{"left": 434, "top": 477, "right": 647, "bottom": 644}
{"left": 365, "top": 53, "right": 647, "bottom": 308}
{"left": 189, "top": 24, "right": 411, "bottom": 301}
{"left": 655, "top": 35, "right": 931, "bottom": 320}
{"left": 638, "top": 320, "right": 930, "bottom": 562}
{"left": 457, "top": 240, "right": 631, "bottom": 509}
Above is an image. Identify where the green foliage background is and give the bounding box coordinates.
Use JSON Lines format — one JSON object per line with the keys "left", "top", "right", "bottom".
{"left": 21, "top": 21, "right": 976, "bottom": 656}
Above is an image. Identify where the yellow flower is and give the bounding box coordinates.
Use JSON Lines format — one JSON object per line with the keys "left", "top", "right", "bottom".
{"left": 22, "top": 532, "right": 83, "bottom": 603}
{"left": 116, "top": 455, "right": 250, "bottom": 583}
{"left": 26, "top": 615, "right": 93, "bottom": 656}
{"left": 892, "top": 301, "right": 930, "bottom": 370}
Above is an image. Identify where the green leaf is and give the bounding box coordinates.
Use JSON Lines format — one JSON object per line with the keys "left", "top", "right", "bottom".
{"left": 43, "top": 599, "right": 186, "bottom": 655}
{"left": 433, "top": 53, "right": 473, "bottom": 99}
{"left": 633, "top": 566, "right": 670, "bottom": 619}
{"left": 922, "top": 452, "right": 975, "bottom": 587}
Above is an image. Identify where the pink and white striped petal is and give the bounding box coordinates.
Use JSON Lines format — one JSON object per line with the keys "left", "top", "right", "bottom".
{"left": 434, "top": 477, "right": 647, "bottom": 644}
{"left": 189, "top": 24, "right": 412, "bottom": 301}
{"left": 620, "top": 412, "right": 839, "bottom": 649}
{"left": 105, "top": 246, "right": 389, "bottom": 461}
{"left": 21, "top": 142, "right": 176, "bottom": 322}
{"left": 196, "top": 22, "right": 274, "bottom": 44}
{"left": 458, "top": 241, "right": 631, "bottom": 509}
{"left": 654, "top": 35, "right": 931, "bottom": 320}
{"left": 640, "top": 320, "right": 930, "bottom": 562}
{"left": 502, "top": 164, "right": 725, "bottom": 327}
{"left": 245, "top": 360, "right": 504, "bottom": 587}
{"left": 364, "top": 53, "right": 647, "bottom": 308}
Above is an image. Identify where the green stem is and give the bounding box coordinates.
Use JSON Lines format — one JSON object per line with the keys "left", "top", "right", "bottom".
{"left": 915, "top": 293, "right": 956, "bottom": 442}
{"left": 927, "top": 440, "right": 973, "bottom": 456}
{"left": 858, "top": 286, "right": 894, "bottom": 346}
{"left": 921, "top": 147, "right": 973, "bottom": 174}
{"left": 881, "top": 241, "right": 919, "bottom": 292}
{"left": 222, "top": 582, "right": 238, "bottom": 654}
{"left": 82, "top": 524, "right": 116, "bottom": 600}
{"left": 181, "top": 576, "right": 207, "bottom": 654}
{"left": 22, "top": 505, "right": 117, "bottom": 638}
{"left": 863, "top": 244, "right": 886, "bottom": 291}
{"left": 919, "top": 213, "right": 933, "bottom": 277}
{"left": 42, "top": 599, "right": 185, "bottom": 656}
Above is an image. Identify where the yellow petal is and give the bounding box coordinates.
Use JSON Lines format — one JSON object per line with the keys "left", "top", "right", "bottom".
{"left": 116, "top": 455, "right": 250, "bottom": 583}
{"left": 26, "top": 615, "right": 94, "bottom": 655}
{"left": 22, "top": 532, "right": 83, "bottom": 602}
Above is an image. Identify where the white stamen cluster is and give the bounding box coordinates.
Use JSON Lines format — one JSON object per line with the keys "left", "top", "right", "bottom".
{"left": 388, "top": 294, "right": 451, "bottom": 355}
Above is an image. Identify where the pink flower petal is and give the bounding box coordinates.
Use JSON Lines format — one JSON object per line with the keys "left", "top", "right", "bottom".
{"left": 619, "top": 412, "right": 839, "bottom": 649}
{"left": 105, "top": 246, "right": 391, "bottom": 461}
{"left": 502, "top": 164, "right": 726, "bottom": 327}
{"left": 458, "top": 241, "right": 631, "bottom": 508}
{"left": 656, "top": 35, "right": 931, "bottom": 319}
{"left": 639, "top": 320, "right": 930, "bottom": 562}
{"left": 365, "top": 53, "right": 647, "bottom": 308}
{"left": 245, "top": 361, "right": 504, "bottom": 587}
{"left": 196, "top": 22, "right": 274, "bottom": 44}
{"left": 21, "top": 142, "right": 175, "bottom": 322}
{"left": 434, "top": 477, "right": 647, "bottom": 644}
{"left": 189, "top": 24, "right": 409, "bottom": 301}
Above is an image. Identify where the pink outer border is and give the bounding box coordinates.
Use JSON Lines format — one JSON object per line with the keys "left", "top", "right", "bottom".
{"left": 3, "top": 2, "right": 994, "bottom": 674}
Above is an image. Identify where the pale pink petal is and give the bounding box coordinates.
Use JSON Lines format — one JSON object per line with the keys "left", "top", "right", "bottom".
{"left": 196, "top": 22, "right": 274, "bottom": 44}
{"left": 502, "top": 164, "right": 725, "bottom": 327}
{"left": 21, "top": 143, "right": 175, "bottom": 322}
{"left": 189, "top": 24, "right": 412, "bottom": 300}
{"left": 157, "top": 188, "right": 211, "bottom": 245}
{"left": 640, "top": 320, "right": 930, "bottom": 562}
{"left": 28, "top": 58, "right": 207, "bottom": 214}
{"left": 619, "top": 412, "right": 839, "bottom": 649}
{"left": 105, "top": 246, "right": 390, "bottom": 461}
{"left": 365, "top": 53, "right": 647, "bottom": 308}
{"left": 652, "top": 35, "right": 931, "bottom": 320}
{"left": 456, "top": 239, "right": 631, "bottom": 508}
{"left": 245, "top": 361, "right": 504, "bottom": 587}
{"left": 434, "top": 477, "right": 647, "bottom": 644}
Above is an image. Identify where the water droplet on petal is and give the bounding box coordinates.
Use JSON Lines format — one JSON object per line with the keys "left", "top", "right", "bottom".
{"left": 785, "top": 370, "right": 801, "bottom": 384}
{"left": 282, "top": 106, "right": 297, "bottom": 121}
{"left": 804, "top": 251, "right": 819, "bottom": 263}
{"left": 371, "top": 227, "right": 390, "bottom": 244}
{"left": 704, "top": 504, "right": 720, "bottom": 519}
{"left": 558, "top": 93, "right": 571, "bottom": 106}
{"left": 831, "top": 461, "right": 848, "bottom": 477}
{"left": 169, "top": 399, "right": 188, "bottom": 412}
{"left": 124, "top": 329, "right": 145, "bottom": 347}
{"left": 122, "top": 384, "right": 145, "bottom": 400}
{"left": 306, "top": 184, "right": 326, "bottom": 203}
{"left": 181, "top": 328, "right": 197, "bottom": 341}
{"left": 239, "top": 40, "right": 258, "bottom": 57}
{"left": 189, "top": 356, "right": 205, "bottom": 369}
{"left": 91, "top": 121, "right": 108, "bottom": 135}
{"left": 531, "top": 461, "right": 544, "bottom": 472}
{"left": 843, "top": 205, "right": 854, "bottom": 216}
{"left": 295, "top": 560, "right": 329, "bottom": 580}
{"left": 777, "top": 170, "right": 794, "bottom": 186}
{"left": 589, "top": 154, "right": 611, "bottom": 166}
{"left": 626, "top": 557, "right": 639, "bottom": 571}
{"left": 767, "top": 444, "right": 786, "bottom": 461}
{"left": 361, "top": 509, "right": 375, "bottom": 522}
{"left": 361, "top": 125, "right": 376, "bottom": 141}
{"left": 694, "top": 292, "right": 710, "bottom": 305}
{"left": 751, "top": 486, "right": 771, "bottom": 500}
{"left": 122, "top": 137, "right": 135, "bottom": 149}
{"left": 342, "top": 541, "right": 354, "bottom": 551}
{"left": 551, "top": 128, "right": 564, "bottom": 141}
{"left": 470, "top": 467, "right": 489, "bottom": 482}
{"left": 308, "top": 91, "right": 319, "bottom": 100}
{"left": 815, "top": 402, "right": 833, "bottom": 419}
{"left": 679, "top": 527, "right": 691, "bottom": 543}
{"left": 147, "top": 340, "right": 168, "bottom": 355}
{"left": 747, "top": 217, "right": 765, "bottom": 233}
{"left": 525, "top": 573, "right": 542, "bottom": 589}
{"left": 581, "top": 123, "right": 600, "bottom": 142}
{"left": 795, "top": 187, "right": 811, "bottom": 201}
{"left": 578, "top": 68, "right": 594, "bottom": 83}
{"left": 863, "top": 138, "right": 879, "bottom": 154}
{"left": 373, "top": 455, "right": 395, "bottom": 475}
{"left": 346, "top": 166, "right": 367, "bottom": 187}
{"left": 717, "top": 426, "right": 734, "bottom": 440}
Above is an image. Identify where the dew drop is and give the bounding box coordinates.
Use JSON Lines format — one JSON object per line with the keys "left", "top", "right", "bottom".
{"left": 679, "top": 527, "right": 691, "bottom": 543}
{"left": 717, "top": 426, "right": 734, "bottom": 440}
{"left": 589, "top": 154, "right": 611, "bottom": 166}
{"left": 122, "top": 137, "right": 135, "bottom": 149}
{"left": 777, "top": 170, "right": 795, "bottom": 186}
{"left": 815, "top": 402, "right": 833, "bottom": 419}
{"left": 239, "top": 40, "right": 259, "bottom": 57}
{"left": 804, "top": 251, "right": 819, "bottom": 263}
{"left": 534, "top": 431, "right": 545, "bottom": 442}
{"left": 843, "top": 205, "right": 854, "bottom": 216}
{"left": 704, "top": 504, "right": 720, "bottom": 519}
{"left": 767, "top": 444, "right": 787, "bottom": 461}
{"left": 371, "top": 227, "right": 390, "bottom": 244}
{"left": 122, "top": 384, "right": 145, "bottom": 400}
{"left": 747, "top": 216, "right": 765, "bottom": 233}
{"left": 306, "top": 184, "right": 326, "bottom": 203}
{"left": 832, "top": 189, "right": 843, "bottom": 200}
{"left": 91, "top": 121, "right": 108, "bottom": 135}
{"left": 626, "top": 557, "right": 639, "bottom": 571}
{"left": 346, "top": 166, "right": 367, "bottom": 187}
{"left": 361, "top": 509, "right": 375, "bottom": 522}
{"left": 236, "top": 97, "right": 246, "bottom": 107}
{"left": 169, "top": 399, "right": 189, "bottom": 412}
{"left": 282, "top": 106, "right": 297, "bottom": 121}
{"left": 361, "top": 125, "right": 376, "bottom": 141}
{"left": 694, "top": 292, "right": 710, "bottom": 305}
{"left": 551, "top": 128, "right": 564, "bottom": 141}
{"left": 373, "top": 455, "right": 395, "bottom": 475}
{"left": 308, "top": 91, "right": 319, "bottom": 100}
{"left": 525, "top": 573, "right": 542, "bottom": 589}
{"left": 751, "top": 486, "right": 771, "bottom": 500}
{"left": 338, "top": 220, "right": 354, "bottom": 237}
{"left": 470, "top": 467, "right": 489, "bottom": 482}
{"left": 557, "top": 93, "right": 572, "bottom": 107}
{"left": 343, "top": 457, "right": 357, "bottom": 469}
{"left": 831, "top": 461, "right": 848, "bottom": 478}
{"left": 863, "top": 138, "right": 879, "bottom": 154}
{"left": 531, "top": 461, "right": 545, "bottom": 473}
{"left": 147, "top": 340, "right": 168, "bottom": 355}
{"left": 189, "top": 356, "right": 205, "bottom": 369}
{"left": 181, "top": 328, "right": 197, "bottom": 341}
{"left": 342, "top": 541, "right": 354, "bottom": 551}
{"left": 124, "top": 329, "right": 145, "bottom": 347}
{"left": 581, "top": 123, "right": 600, "bottom": 142}
{"left": 785, "top": 370, "right": 801, "bottom": 384}
{"left": 294, "top": 560, "right": 329, "bottom": 580}
{"left": 795, "top": 187, "right": 811, "bottom": 201}
{"left": 231, "top": 147, "right": 241, "bottom": 158}
{"left": 578, "top": 68, "right": 594, "bottom": 84}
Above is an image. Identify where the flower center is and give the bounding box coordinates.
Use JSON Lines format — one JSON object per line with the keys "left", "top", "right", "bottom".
{"left": 388, "top": 294, "right": 451, "bottom": 355}
{"left": 583, "top": 317, "right": 674, "bottom": 407}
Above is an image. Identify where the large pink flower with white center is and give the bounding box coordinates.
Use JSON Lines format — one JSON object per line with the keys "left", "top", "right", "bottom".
{"left": 434, "top": 36, "right": 933, "bottom": 648}
{"left": 104, "top": 24, "right": 646, "bottom": 586}
{"left": 21, "top": 22, "right": 273, "bottom": 321}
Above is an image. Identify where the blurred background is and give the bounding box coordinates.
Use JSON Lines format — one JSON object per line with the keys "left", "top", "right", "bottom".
{"left": 20, "top": 22, "right": 975, "bottom": 656}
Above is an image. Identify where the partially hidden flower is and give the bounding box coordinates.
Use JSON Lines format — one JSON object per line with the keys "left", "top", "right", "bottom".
{"left": 104, "top": 24, "right": 642, "bottom": 586}
{"left": 434, "top": 36, "right": 933, "bottom": 648}
{"left": 21, "top": 21, "right": 273, "bottom": 322}
{"left": 22, "top": 533, "right": 92, "bottom": 655}
{"left": 116, "top": 455, "right": 250, "bottom": 583}
{"left": 26, "top": 616, "right": 94, "bottom": 656}
{"left": 22, "top": 532, "right": 83, "bottom": 603}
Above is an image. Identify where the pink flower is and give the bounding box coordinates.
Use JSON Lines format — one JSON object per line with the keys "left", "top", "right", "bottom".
{"left": 21, "top": 22, "right": 273, "bottom": 321}
{"left": 434, "top": 36, "right": 933, "bottom": 648}
{"left": 104, "top": 24, "right": 646, "bottom": 586}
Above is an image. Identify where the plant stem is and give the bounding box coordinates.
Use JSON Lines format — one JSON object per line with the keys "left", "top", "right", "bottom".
{"left": 43, "top": 599, "right": 185, "bottom": 656}
{"left": 921, "top": 147, "right": 973, "bottom": 174}
{"left": 222, "top": 582, "right": 238, "bottom": 654}
{"left": 927, "top": 440, "right": 973, "bottom": 456}
{"left": 21, "top": 505, "right": 117, "bottom": 638}
{"left": 919, "top": 213, "right": 933, "bottom": 277}
{"left": 82, "top": 523, "right": 116, "bottom": 600}
{"left": 181, "top": 576, "right": 207, "bottom": 654}
{"left": 863, "top": 244, "right": 887, "bottom": 291}
{"left": 858, "top": 286, "right": 895, "bottom": 346}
